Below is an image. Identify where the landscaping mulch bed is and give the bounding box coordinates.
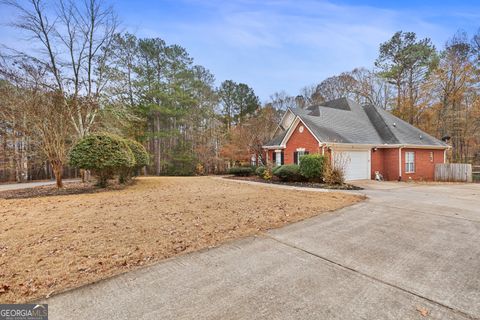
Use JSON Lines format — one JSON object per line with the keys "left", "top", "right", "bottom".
{"left": 227, "top": 176, "right": 363, "bottom": 190}
{"left": 0, "top": 181, "right": 131, "bottom": 200}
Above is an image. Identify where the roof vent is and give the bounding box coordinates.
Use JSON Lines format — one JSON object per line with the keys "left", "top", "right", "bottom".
{"left": 419, "top": 135, "right": 423, "bottom": 140}
{"left": 393, "top": 122, "right": 396, "bottom": 127}
{"left": 442, "top": 135, "right": 451, "bottom": 142}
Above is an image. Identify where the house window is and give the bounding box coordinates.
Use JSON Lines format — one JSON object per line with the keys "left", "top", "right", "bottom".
{"left": 405, "top": 152, "right": 415, "bottom": 173}
{"left": 294, "top": 149, "right": 309, "bottom": 165}
{"left": 275, "top": 151, "right": 282, "bottom": 166}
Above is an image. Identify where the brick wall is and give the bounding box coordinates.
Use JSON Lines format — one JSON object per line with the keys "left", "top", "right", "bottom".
{"left": 371, "top": 148, "right": 385, "bottom": 180}
{"left": 369, "top": 148, "right": 400, "bottom": 181}
{"left": 383, "top": 148, "right": 400, "bottom": 181}
{"left": 266, "top": 121, "right": 321, "bottom": 165}
{"left": 401, "top": 148, "right": 445, "bottom": 181}
{"left": 371, "top": 147, "right": 446, "bottom": 181}
{"left": 283, "top": 121, "right": 320, "bottom": 164}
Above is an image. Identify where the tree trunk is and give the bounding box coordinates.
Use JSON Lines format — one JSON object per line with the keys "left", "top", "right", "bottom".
{"left": 52, "top": 161, "right": 63, "bottom": 188}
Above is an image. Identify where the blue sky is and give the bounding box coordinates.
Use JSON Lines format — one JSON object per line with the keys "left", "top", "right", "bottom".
{"left": 1, "top": 0, "right": 480, "bottom": 101}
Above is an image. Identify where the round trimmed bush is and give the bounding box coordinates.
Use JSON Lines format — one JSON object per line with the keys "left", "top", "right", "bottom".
{"left": 69, "top": 133, "right": 135, "bottom": 187}
{"left": 273, "top": 164, "right": 301, "bottom": 182}
{"left": 119, "top": 139, "right": 150, "bottom": 182}
{"left": 255, "top": 166, "right": 266, "bottom": 177}
{"left": 126, "top": 139, "right": 149, "bottom": 169}
{"left": 299, "top": 154, "right": 325, "bottom": 182}
{"left": 228, "top": 166, "right": 253, "bottom": 176}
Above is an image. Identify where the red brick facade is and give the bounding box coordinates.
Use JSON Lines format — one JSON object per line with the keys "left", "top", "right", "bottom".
{"left": 267, "top": 121, "right": 320, "bottom": 164}
{"left": 267, "top": 120, "right": 447, "bottom": 181}
{"left": 371, "top": 148, "right": 445, "bottom": 181}
{"left": 401, "top": 148, "right": 445, "bottom": 181}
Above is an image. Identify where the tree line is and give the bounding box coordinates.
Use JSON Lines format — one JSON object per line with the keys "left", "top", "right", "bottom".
{"left": 0, "top": 0, "right": 267, "bottom": 185}
{"left": 0, "top": 0, "right": 479, "bottom": 186}
{"left": 268, "top": 31, "right": 480, "bottom": 163}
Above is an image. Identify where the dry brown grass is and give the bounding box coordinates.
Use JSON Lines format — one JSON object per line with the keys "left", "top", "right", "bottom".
{"left": 0, "top": 176, "right": 363, "bottom": 303}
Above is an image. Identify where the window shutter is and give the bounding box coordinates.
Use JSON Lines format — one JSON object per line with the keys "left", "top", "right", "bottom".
{"left": 305, "top": 151, "right": 309, "bottom": 155}
{"left": 281, "top": 151, "right": 284, "bottom": 165}
{"left": 272, "top": 151, "right": 276, "bottom": 163}
{"left": 293, "top": 152, "right": 298, "bottom": 164}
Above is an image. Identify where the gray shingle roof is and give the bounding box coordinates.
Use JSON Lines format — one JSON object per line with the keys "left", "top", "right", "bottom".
{"left": 265, "top": 97, "right": 448, "bottom": 147}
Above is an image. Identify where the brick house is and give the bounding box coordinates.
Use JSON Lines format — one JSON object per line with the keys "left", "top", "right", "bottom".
{"left": 263, "top": 98, "right": 450, "bottom": 181}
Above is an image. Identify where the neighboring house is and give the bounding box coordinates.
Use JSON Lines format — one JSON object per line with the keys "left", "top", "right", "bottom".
{"left": 263, "top": 98, "right": 450, "bottom": 181}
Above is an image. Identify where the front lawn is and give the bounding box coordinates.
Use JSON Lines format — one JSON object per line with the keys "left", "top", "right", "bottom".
{"left": 0, "top": 176, "right": 363, "bottom": 303}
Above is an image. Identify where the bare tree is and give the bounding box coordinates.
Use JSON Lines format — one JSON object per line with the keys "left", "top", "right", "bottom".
{"left": 3, "top": 0, "right": 118, "bottom": 137}
{"left": 0, "top": 55, "right": 73, "bottom": 187}
{"left": 2, "top": 0, "right": 117, "bottom": 185}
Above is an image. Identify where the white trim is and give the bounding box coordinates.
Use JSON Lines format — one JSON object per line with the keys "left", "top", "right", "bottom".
{"left": 405, "top": 151, "right": 415, "bottom": 173}
{"left": 275, "top": 150, "right": 282, "bottom": 166}
{"left": 444, "top": 149, "right": 447, "bottom": 163}
{"left": 326, "top": 143, "right": 449, "bottom": 150}
{"left": 296, "top": 148, "right": 306, "bottom": 152}
{"left": 271, "top": 108, "right": 295, "bottom": 137}
{"left": 278, "top": 116, "right": 321, "bottom": 147}
{"left": 398, "top": 147, "right": 403, "bottom": 178}
{"left": 300, "top": 119, "right": 322, "bottom": 144}
{"left": 369, "top": 149, "right": 372, "bottom": 179}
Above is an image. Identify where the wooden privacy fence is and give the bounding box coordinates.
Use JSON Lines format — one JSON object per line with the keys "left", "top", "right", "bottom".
{"left": 435, "top": 163, "right": 472, "bottom": 182}
{"left": 473, "top": 166, "right": 480, "bottom": 183}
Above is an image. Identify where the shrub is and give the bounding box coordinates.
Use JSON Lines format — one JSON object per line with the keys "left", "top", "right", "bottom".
{"left": 126, "top": 140, "right": 149, "bottom": 169}
{"left": 272, "top": 165, "right": 282, "bottom": 175}
{"left": 273, "top": 164, "right": 302, "bottom": 182}
{"left": 69, "top": 133, "right": 135, "bottom": 187}
{"left": 255, "top": 166, "right": 266, "bottom": 177}
{"left": 299, "top": 154, "right": 325, "bottom": 182}
{"left": 119, "top": 139, "right": 150, "bottom": 183}
{"left": 323, "top": 162, "right": 345, "bottom": 185}
{"left": 228, "top": 166, "right": 253, "bottom": 176}
{"left": 262, "top": 167, "right": 273, "bottom": 180}
{"left": 195, "top": 163, "right": 205, "bottom": 175}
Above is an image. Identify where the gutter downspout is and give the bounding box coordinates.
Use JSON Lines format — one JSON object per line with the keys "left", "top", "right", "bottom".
{"left": 398, "top": 146, "right": 403, "bottom": 181}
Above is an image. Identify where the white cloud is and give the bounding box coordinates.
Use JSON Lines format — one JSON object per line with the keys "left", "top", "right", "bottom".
{"left": 2, "top": 0, "right": 478, "bottom": 100}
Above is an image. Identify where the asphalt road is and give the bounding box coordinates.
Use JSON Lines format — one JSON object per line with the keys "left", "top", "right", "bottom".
{"left": 43, "top": 181, "right": 480, "bottom": 320}
{"left": 0, "top": 179, "right": 78, "bottom": 191}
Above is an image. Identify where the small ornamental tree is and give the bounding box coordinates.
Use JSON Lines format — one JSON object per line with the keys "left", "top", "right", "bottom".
{"left": 69, "top": 133, "right": 135, "bottom": 187}
{"left": 299, "top": 154, "right": 326, "bottom": 182}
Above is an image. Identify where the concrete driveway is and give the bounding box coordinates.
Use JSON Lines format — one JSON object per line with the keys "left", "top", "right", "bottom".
{"left": 44, "top": 182, "right": 480, "bottom": 320}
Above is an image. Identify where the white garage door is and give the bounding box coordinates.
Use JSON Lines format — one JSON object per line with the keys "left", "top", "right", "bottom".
{"left": 334, "top": 150, "right": 370, "bottom": 181}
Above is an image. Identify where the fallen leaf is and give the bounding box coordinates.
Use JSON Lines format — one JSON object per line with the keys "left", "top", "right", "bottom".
{"left": 416, "top": 306, "right": 429, "bottom": 317}
{"left": 0, "top": 284, "right": 10, "bottom": 293}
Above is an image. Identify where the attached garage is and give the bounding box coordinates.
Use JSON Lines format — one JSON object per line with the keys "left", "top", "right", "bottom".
{"left": 334, "top": 150, "right": 370, "bottom": 181}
